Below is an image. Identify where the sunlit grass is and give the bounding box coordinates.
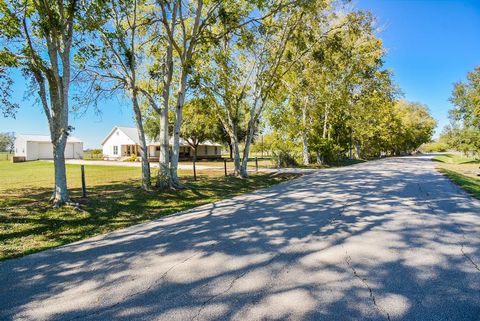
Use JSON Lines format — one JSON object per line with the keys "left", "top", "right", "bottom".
{"left": 438, "top": 168, "right": 480, "bottom": 200}
{"left": 433, "top": 153, "right": 480, "bottom": 200}
{"left": 433, "top": 153, "right": 480, "bottom": 165}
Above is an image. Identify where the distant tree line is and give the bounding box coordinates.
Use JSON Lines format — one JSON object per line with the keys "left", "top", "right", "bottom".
{"left": 0, "top": 132, "right": 14, "bottom": 152}
{"left": 425, "top": 65, "right": 479, "bottom": 158}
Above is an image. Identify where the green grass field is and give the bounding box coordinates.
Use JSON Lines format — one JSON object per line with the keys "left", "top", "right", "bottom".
{"left": 433, "top": 153, "right": 480, "bottom": 200}
{"left": 0, "top": 160, "right": 297, "bottom": 261}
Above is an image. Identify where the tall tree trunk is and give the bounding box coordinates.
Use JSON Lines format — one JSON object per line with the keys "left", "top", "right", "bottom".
{"left": 156, "top": 104, "right": 170, "bottom": 188}
{"left": 355, "top": 143, "right": 360, "bottom": 159}
{"left": 301, "top": 99, "right": 309, "bottom": 165}
{"left": 316, "top": 151, "right": 324, "bottom": 165}
{"left": 232, "top": 135, "right": 241, "bottom": 176}
{"left": 166, "top": 0, "right": 202, "bottom": 188}
{"left": 240, "top": 103, "right": 257, "bottom": 178}
{"left": 170, "top": 68, "right": 187, "bottom": 188}
{"left": 22, "top": 0, "right": 76, "bottom": 206}
{"left": 51, "top": 130, "right": 69, "bottom": 206}
{"left": 349, "top": 128, "right": 353, "bottom": 159}
{"left": 132, "top": 89, "right": 151, "bottom": 190}
{"left": 229, "top": 142, "right": 233, "bottom": 160}
{"left": 49, "top": 41, "right": 72, "bottom": 206}
{"left": 323, "top": 105, "right": 329, "bottom": 140}
{"left": 316, "top": 104, "right": 329, "bottom": 165}
{"left": 156, "top": 32, "right": 174, "bottom": 189}
{"left": 302, "top": 136, "right": 309, "bottom": 165}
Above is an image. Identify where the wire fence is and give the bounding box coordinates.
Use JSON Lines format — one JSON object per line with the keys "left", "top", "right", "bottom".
{"left": 0, "top": 152, "right": 13, "bottom": 161}
{"left": 0, "top": 157, "right": 276, "bottom": 196}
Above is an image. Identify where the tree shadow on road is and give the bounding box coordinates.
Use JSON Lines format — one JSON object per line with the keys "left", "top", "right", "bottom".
{"left": 1, "top": 156, "right": 479, "bottom": 321}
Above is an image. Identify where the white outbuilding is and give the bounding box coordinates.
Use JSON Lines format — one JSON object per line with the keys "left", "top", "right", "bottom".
{"left": 14, "top": 134, "right": 84, "bottom": 161}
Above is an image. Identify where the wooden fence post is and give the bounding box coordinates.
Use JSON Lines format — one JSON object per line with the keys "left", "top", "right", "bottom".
{"left": 81, "top": 165, "right": 87, "bottom": 198}
{"left": 193, "top": 157, "right": 197, "bottom": 181}
{"left": 255, "top": 157, "right": 258, "bottom": 172}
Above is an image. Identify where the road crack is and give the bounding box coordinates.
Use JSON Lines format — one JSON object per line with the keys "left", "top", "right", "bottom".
{"left": 190, "top": 269, "right": 250, "bottom": 321}
{"left": 344, "top": 251, "right": 391, "bottom": 321}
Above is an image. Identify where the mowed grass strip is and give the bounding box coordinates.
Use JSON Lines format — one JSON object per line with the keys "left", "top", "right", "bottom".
{"left": 433, "top": 153, "right": 479, "bottom": 165}
{"left": 0, "top": 160, "right": 297, "bottom": 261}
{"left": 433, "top": 153, "right": 480, "bottom": 200}
{"left": 438, "top": 168, "right": 480, "bottom": 200}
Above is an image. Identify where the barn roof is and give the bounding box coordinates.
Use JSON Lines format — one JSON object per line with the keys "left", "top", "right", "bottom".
{"left": 18, "top": 134, "right": 83, "bottom": 143}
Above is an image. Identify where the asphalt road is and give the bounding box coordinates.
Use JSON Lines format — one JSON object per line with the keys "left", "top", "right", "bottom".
{"left": 1, "top": 155, "right": 479, "bottom": 321}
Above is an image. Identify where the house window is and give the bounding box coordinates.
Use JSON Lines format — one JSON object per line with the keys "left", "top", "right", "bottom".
{"left": 214, "top": 146, "right": 218, "bottom": 155}
{"left": 204, "top": 145, "right": 208, "bottom": 155}
{"left": 113, "top": 145, "right": 118, "bottom": 155}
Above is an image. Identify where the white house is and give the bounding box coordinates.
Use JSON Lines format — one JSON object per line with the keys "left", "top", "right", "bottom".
{"left": 15, "top": 134, "right": 84, "bottom": 161}
{"left": 101, "top": 126, "right": 222, "bottom": 160}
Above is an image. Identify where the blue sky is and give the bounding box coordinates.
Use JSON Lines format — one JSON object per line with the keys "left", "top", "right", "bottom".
{"left": 1, "top": 0, "right": 479, "bottom": 148}
{"left": 356, "top": 0, "right": 480, "bottom": 136}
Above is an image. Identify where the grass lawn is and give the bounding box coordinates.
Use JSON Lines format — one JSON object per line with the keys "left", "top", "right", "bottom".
{"left": 433, "top": 153, "right": 480, "bottom": 200}
{"left": 0, "top": 160, "right": 297, "bottom": 261}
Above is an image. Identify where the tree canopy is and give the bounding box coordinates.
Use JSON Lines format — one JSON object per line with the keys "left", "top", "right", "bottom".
{"left": 437, "top": 65, "right": 480, "bottom": 158}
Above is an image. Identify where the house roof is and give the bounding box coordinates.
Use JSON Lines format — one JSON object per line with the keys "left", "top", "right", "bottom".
{"left": 102, "top": 126, "right": 222, "bottom": 147}
{"left": 101, "top": 126, "right": 139, "bottom": 145}
{"left": 118, "top": 126, "right": 142, "bottom": 144}
{"left": 18, "top": 134, "right": 83, "bottom": 143}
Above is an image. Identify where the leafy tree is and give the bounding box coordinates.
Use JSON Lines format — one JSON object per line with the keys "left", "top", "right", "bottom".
{"left": 0, "top": 0, "right": 94, "bottom": 206}
{"left": 151, "top": 0, "right": 305, "bottom": 182}
{"left": 0, "top": 132, "right": 14, "bottom": 152}
{"left": 268, "top": 8, "right": 399, "bottom": 164}
{"left": 197, "top": 1, "right": 324, "bottom": 176}
{"left": 445, "top": 65, "right": 480, "bottom": 156}
{"left": 195, "top": 16, "right": 252, "bottom": 175}
{"left": 77, "top": 0, "right": 152, "bottom": 190}
{"left": 152, "top": 0, "right": 230, "bottom": 187}
{"left": 181, "top": 98, "right": 221, "bottom": 159}
{"left": 441, "top": 125, "right": 480, "bottom": 158}
{"left": 391, "top": 101, "right": 437, "bottom": 155}
{"left": 450, "top": 65, "right": 480, "bottom": 128}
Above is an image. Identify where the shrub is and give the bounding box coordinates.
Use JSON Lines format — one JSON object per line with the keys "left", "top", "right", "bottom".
{"left": 272, "top": 150, "right": 298, "bottom": 167}
{"left": 420, "top": 141, "right": 448, "bottom": 153}
{"left": 309, "top": 138, "right": 343, "bottom": 164}
{"left": 126, "top": 153, "right": 138, "bottom": 162}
